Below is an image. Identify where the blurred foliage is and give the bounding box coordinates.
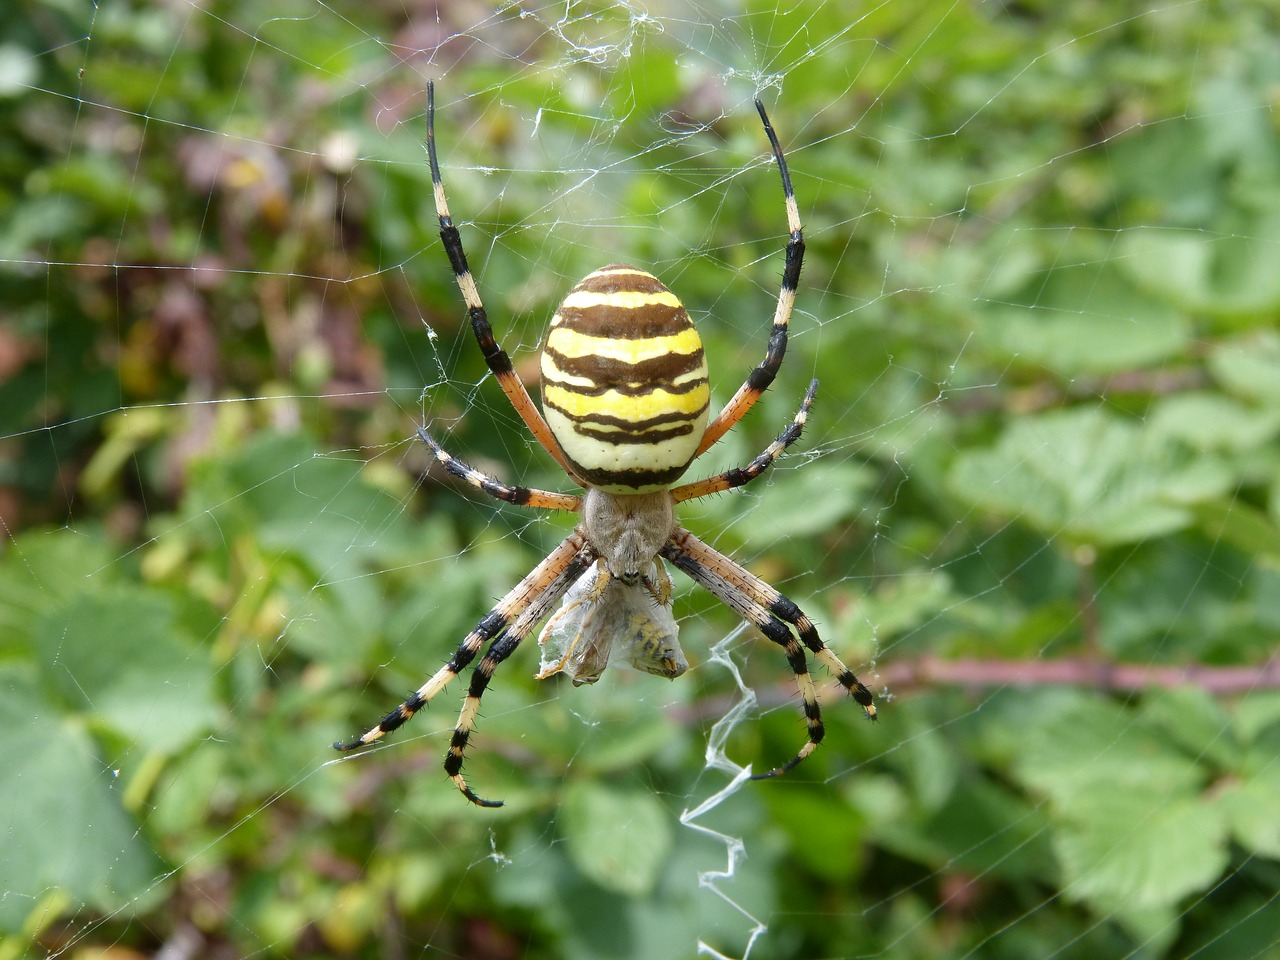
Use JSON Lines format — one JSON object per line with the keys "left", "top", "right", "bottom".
{"left": 4, "top": 0, "right": 1280, "bottom": 958}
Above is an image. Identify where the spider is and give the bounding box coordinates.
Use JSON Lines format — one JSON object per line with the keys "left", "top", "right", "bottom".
{"left": 335, "top": 82, "right": 876, "bottom": 806}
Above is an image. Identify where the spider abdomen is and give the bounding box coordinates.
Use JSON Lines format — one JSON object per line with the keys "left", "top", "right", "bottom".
{"left": 540, "top": 264, "right": 710, "bottom": 493}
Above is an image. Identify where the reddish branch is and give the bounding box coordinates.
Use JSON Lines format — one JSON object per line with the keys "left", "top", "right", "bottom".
{"left": 674, "top": 654, "right": 1280, "bottom": 725}
{"left": 875, "top": 654, "right": 1280, "bottom": 695}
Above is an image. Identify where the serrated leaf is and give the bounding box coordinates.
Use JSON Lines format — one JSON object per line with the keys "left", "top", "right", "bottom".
{"left": 1208, "top": 333, "right": 1280, "bottom": 404}
{"left": 1011, "top": 697, "right": 1205, "bottom": 810}
{"left": 1119, "top": 224, "right": 1280, "bottom": 316}
{"left": 1054, "top": 790, "right": 1228, "bottom": 912}
{"left": 33, "top": 588, "right": 217, "bottom": 752}
{"left": 948, "top": 406, "right": 1233, "bottom": 545}
{"left": 559, "top": 781, "right": 672, "bottom": 897}
{"left": 1135, "top": 686, "right": 1237, "bottom": 769}
{"left": 985, "top": 262, "right": 1189, "bottom": 376}
{"left": 1148, "top": 391, "right": 1280, "bottom": 453}
{"left": 1213, "top": 749, "right": 1280, "bottom": 859}
{"left": 0, "top": 666, "right": 163, "bottom": 916}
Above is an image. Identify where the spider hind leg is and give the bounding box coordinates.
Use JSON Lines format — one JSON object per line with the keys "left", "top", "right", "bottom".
{"left": 335, "top": 532, "right": 595, "bottom": 807}
{"left": 662, "top": 526, "right": 875, "bottom": 780}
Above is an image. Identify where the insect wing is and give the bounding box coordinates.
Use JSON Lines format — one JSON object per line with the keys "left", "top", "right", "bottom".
{"left": 537, "top": 564, "right": 687, "bottom": 684}
{"left": 537, "top": 566, "right": 615, "bottom": 684}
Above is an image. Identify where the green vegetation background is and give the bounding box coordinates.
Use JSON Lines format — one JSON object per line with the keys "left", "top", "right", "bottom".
{"left": 3, "top": 1, "right": 1280, "bottom": 958}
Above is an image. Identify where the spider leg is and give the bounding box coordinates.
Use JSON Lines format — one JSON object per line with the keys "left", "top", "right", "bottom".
{"left": 418, "top": 427, "right": 582, "bottom": 511}
{"left": 425, "top": 82, "right": 583, "bottom": 484}
{"left": 661, "top": 526, "right": 875, "bottom": 779}
{"left": 335, "top": 531, "right": 595, "bottom": 806}
{"left": 696, "top": 98, "right": 804, "bottom": 457}
{"left": 671, "top": 379, "right": 816, "bottom": 503}
{"left": 447, "top": 543, "right": 596, "bottom": 805}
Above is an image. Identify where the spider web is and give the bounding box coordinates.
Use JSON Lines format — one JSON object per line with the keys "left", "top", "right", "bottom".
{"left": 4, "top": 1, "right": 1280, "bottom": 958}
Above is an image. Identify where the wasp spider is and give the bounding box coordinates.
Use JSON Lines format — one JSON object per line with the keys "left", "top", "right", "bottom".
{"left": 335, "top": 82, "right": 876, "bottom": 806}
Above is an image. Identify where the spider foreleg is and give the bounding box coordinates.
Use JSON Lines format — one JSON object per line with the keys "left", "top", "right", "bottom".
{"left": 425, "top": 82, "right": 582, "bottom": 482}
{"left": 418, "top": 428, "right": 581, "bottom": 511}
{"left": 695, "top": 98, "right": 804, "bottom": 456}
{"left": 673, "top": 379, "right": 817, "bottom": 503}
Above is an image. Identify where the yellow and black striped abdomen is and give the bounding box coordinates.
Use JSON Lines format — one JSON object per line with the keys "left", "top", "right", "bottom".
{"left": 541, "top": 264, "right": 710, "bottom": 493}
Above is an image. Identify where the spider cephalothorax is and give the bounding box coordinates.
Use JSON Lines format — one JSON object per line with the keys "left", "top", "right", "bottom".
{"left": 335, "top": 82, "right": 876, "bottom": 806}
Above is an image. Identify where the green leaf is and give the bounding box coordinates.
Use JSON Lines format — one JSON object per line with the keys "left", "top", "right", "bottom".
{"left": 748, "top": 460, "right": 876, "bottom": 539}
{"left": 559, "top": 781, "right": 673, "bottom": 896}
{"left": 492, "top": 812, "right": 777, "bottom": 960}
{"left": 1148, "top": 391, "right": 1280, "bottom": 453}
{"left": 1208, "top": 332, "right": 1280, "bottom": 404}
{"left": 983, "top": 262, "right": 1190, "bottom": 376}
{"left": 876, "top": 773, "right": 1055, "bottom": 884}
{"left": 1190, "top": 500, "right": 1280, "bottom": 561}
{"left": 0, "top": 666, "right": 163, "bottom": 920}
{"left": 948, "top": 406, "right": 1233, "bottom": 545}
{"left": 1135, "top": 686, "right": 1238, "bottom": 770}
{"left": 1119, "top": 221, "right": 1280, "bottom": 317}
{"left": 1234, "top": 691, "right": 1280, "bottom": 742}
{"left": 1212, "top": 747, "right": 1280, "bottom": 859}
{"left": 1053, "top": 790, "right": 1228, "bottom": 912}
{"left": 0, "top": 532, "right": 116, "bottom": 642}
{"left": 1011, "top": 697, "right": 1205, "bottom": 812}
{"left": 762, "top": 789, "right": 867, "bottom": 882}
{"left": 1012, "top": 697, "right": 1233, "bottom": 919}
{"left": 851, "top": 569, "right": 955, "bottom": 640}
{"left": 33, "top": 588, "right": 217, "bottom": 752}
{"left": 568, "top": 686, "right": 689, "bottom": 775}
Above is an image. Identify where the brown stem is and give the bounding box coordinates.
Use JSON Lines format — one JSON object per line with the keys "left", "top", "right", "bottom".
{"left": 671, "top": 654, "right": 1280, "bottom": 725}
{"left": 877, "top": 654, "right": 1280, "bottom": 695}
